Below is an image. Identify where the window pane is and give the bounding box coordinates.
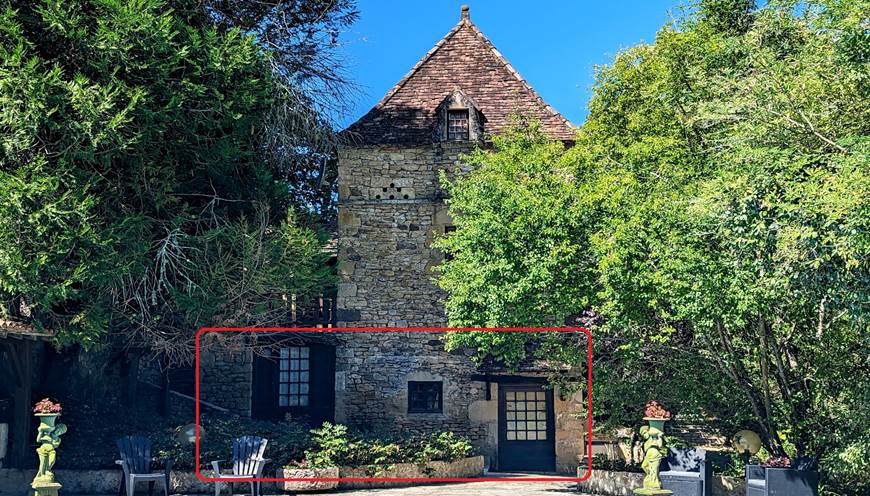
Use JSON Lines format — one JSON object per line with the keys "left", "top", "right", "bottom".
{"left": 278, "top": 396, "right": 288, "bottom": 406}
{"left": 517, "top": 431, "right": 527, "bottom": 440}
{"left": 528, "top": 431, "right": 538, "bottom": 440}
{"left": 536, "top": 391, "right": 546, "bottom": 401}
{"left": 538, "top": 431, "right": 547, "bottom": 440}
{"left": 506, "top": 392, "right": 515, "bottom": 400}
{"left": 300, "top": 371, "right": 309, "bottom": 382}
{"left": 300, "top": 359, "right": 309, "bottom": 370}
{"left": 507, "top": 412, "right": 516, "bottom": 420}
{"left": 279, "top": 384, "right": 288, "bottom": 394}
{"left": 537, "top": 422, "right": 547, "bottom": 430}
{"left": 507, "top": 432, "right": 516, "bottom": 440}
{"left": 447, "top": 110, "right": 469, "bottom": 140}
{"left": 507, "top": 422, "right": 516, "bottom": 430}
{"left": 517, "top": 412, "right": 526, "bottom": 420}
{"left": 408, "top": 381, "right": 443, "bottom": 413}
{"left": 299, "top": 395, "right": 309, "bottom": 406}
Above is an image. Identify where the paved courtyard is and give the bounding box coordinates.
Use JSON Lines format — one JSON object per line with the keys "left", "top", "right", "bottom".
{"left": 328, "top": 474, "right": 582, "bottom": 496}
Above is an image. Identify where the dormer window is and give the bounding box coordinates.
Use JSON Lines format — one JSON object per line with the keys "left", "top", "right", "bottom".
{"left": 447, "top": 109, "right": 470, "bottom": 141}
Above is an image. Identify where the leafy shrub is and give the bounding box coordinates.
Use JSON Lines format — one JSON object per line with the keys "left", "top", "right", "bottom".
{"left": 296, "top": 422, "right": 475, "bottom": 475}
{"left": 159, "top": 415, "right": 312, "bottom": 470}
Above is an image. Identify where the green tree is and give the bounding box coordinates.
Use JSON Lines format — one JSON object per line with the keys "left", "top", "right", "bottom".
{"left": 437, "top": 0, "right": 869, "bottom": 491}
{"left": 0, "top": 0, "right": 342, "bottom": 361}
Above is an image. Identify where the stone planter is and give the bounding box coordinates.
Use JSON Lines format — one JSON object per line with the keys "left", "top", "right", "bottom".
{"left": 276, "top": 467, "right": 339, "bottom": 492}
{"left": 276, "top": 456, "right": 484, "bottom": 492}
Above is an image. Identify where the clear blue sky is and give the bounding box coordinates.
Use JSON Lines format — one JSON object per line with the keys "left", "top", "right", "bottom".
{"left": 336, "top": 0, "right": 683, "bottom": 129}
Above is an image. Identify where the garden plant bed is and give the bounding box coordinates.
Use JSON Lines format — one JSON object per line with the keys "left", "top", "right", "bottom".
{"left": 278, "top": 455, "right": 485, "bottom": 491}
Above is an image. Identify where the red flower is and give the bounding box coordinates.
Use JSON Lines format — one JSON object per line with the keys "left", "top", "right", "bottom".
{"left": 644, "top": 400, "right": 672, "bottom": 419}
{"left": 763, "top": 456, "right": 791, "bottom": 468}
{"left": 33, "top": 398, "right": 62, "bottom": 414}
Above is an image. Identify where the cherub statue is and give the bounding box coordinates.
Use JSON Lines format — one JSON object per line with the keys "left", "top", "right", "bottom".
{"left": 34, "top": 419, "right": 67, "bottom": 482}
{"left": 639, "top": 424, "right": 666, "bottom": 490}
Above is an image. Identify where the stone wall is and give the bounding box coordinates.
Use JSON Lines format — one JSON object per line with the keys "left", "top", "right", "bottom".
{"left": 576, "top": 469, "right": 746, "bottom": 496}
{"left": 555, "top": 388, "right": 586, "bottom": 473}
{"left": 336, "top": 143, "right": 474, "bottom": 328}
{"left": 335, "top": 142, "right": 483, "bottom": 437}
{"left": 333, "top": 331, "right": 490, "bottom": 444}
{"left": 335, "top": 143, "right": 586, "bottom": 473}
{"left": 0, "top": 469, "right": 279, "bottom": 495}
{"left": 198, "top": 335, "right": 253, "bottom": 416}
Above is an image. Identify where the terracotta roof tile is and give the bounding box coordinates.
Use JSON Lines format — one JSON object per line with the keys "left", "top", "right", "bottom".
{"left": 343, "top": 8, "right": 576, "bottom": 145}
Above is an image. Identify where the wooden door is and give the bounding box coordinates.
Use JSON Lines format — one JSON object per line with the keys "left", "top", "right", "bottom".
{"left": 498, "top": 384, "right": 556, "bottom": 472}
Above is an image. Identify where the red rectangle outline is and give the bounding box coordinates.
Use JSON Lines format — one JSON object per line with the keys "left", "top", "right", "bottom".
{"left": 195, "top": 327, "right": 592, "bottom": 484}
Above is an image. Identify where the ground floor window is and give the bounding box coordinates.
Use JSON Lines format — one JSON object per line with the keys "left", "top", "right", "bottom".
{"left": 278, "top": 346, "right": 310, "bottom": 407}
{"left": 408, "top": 381, "right": 443, "bottom": 413}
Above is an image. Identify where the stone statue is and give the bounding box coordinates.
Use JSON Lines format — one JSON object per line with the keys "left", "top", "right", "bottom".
{"left": 634, "top": 417, "right": 672, "bottom": 495}
{"left": 34, "top": 416, "right": 67, "bottom": 483}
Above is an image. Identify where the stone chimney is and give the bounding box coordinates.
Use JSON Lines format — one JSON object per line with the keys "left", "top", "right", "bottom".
{"left": 460, "top": 5, "right": 470, "bottom": 20}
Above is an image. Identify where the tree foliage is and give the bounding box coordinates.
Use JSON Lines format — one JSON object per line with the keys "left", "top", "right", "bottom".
{"left": 437, "top": 1, "right": 869, "bottom": 491}
{"left": 0, "top": 0, "right": 342, "bottom": 361}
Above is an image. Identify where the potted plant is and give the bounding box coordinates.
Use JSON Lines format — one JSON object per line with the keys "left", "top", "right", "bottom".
{"left": 746, "top": 455, "right": 819, "bottom": 496}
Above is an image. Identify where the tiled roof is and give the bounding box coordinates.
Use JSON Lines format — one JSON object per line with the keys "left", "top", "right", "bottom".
{"left": 343, "top": 7, "right": 576, "bottom": 145}
{"left": 0, "top": 318, "right": 53, "bottom": 340}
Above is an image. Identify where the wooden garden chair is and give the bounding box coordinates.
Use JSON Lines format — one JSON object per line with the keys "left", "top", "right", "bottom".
{"left": 210, "top": 436, "right": 269, "bottom": 496}
{"left": 116, "top": 435, "right": 173, "bottom": 496}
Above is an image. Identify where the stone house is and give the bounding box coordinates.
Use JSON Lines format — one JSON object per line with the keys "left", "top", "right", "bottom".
{"left": 201, "top": 6, "right": 585, "bottom": 474}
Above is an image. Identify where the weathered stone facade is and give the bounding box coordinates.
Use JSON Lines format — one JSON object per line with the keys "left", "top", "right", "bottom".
{"left": 335, "top": 143, "right": 471, "bottom": 327}
{"left": 198, "top": 341, "right": 253, "bottom": 416}
{"left": 334, "top": 142, "right": 585, "bottom": 472}
{"left": 201, "top": 5, "right": 586, "bottom": 474}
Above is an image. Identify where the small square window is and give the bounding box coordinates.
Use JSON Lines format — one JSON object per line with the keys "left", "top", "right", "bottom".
{"left": 408, "top": 381, "right": 443, "bottom": 413}
{"left": 447, "top": 110, "right": 469, "bottom": 140}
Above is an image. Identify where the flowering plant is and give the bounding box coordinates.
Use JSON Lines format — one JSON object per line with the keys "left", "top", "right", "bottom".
{"left": 763, "top": 456, "right": 791, "bottom": 468}
{"left": 33, "top": 398, "right": 62, "bottom": 414}
{"left": 644, "top": 400, "right": 671, "bottom": 419}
